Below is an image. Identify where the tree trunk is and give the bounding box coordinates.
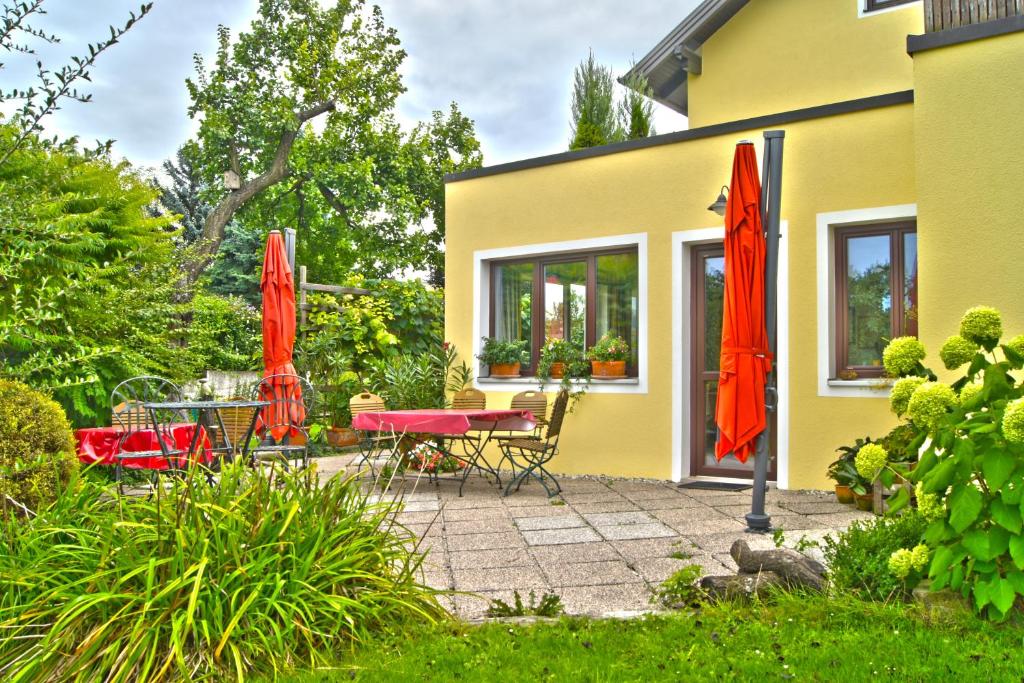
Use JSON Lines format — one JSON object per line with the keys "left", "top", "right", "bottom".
{"left": 187, "top": 100, "right": 336, "bottom": 278}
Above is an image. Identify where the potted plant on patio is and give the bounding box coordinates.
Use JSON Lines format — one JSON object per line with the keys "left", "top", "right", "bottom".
{"left": 323, "top": 386, "right": 359, "bottom": 448}
{"left": 477, "top": 337, "right": 527, "bottom": 378}
{"left": 587, "top": 333, "right": 629, "bottom": 379}
{"left": 829, "top": 436, "right": 876, "bottom": 508}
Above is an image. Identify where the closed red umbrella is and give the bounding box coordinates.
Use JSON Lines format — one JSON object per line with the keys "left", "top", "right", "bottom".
{"left": 260, "top": 230, "right": 303, "bottom": 440}
{"left": 715, "top": 142, "right": 770, "bottom": 464}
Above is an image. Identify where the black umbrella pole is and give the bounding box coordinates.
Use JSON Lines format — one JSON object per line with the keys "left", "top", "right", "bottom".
{"left": 747, "top": 130, "right": 785, "bottom": 532}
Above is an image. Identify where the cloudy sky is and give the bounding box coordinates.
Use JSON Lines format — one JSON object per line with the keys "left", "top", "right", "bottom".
{"left": 2, "top": 0, "right": 698, "bottom": 172}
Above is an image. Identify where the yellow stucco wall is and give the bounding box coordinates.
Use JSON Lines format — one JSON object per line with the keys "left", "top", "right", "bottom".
{"left": 687, "top": 0, "right": 922, "bottom": 128}
{"left": 913, "top": 31, "right": 1024, "bottom": 368}
{"left": 445, "top": 103, "right": 917, "bottom": 489}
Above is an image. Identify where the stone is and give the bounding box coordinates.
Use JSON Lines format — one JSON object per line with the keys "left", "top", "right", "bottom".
{"left": 540, "top": 560, "right": 642, "bottom": 587}
{"left": 596, "top": 522, "right": 676, "bottom": 541}
{"left": 514, "top": 515, "right": 587, "bottom": 531}
{"left": 700, "top": 572, "right": 785, "bottom": 599}
{"left": 523, "top": 527, "right": 601, "bottom": 546}
{"left": 729, "top": 539, "right": 826, "bottom": 590}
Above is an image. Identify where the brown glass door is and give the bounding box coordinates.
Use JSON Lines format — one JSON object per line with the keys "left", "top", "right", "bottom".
{"left": 690, "top": 244, "right": 776, "bottom": 480}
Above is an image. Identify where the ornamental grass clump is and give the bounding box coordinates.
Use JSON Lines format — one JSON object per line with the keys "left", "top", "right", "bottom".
{"left": 0, "top": 464, "right": 445, "bottom": 681}
{"left": 878, "top": 306, "right": 1024, "bottom": 620}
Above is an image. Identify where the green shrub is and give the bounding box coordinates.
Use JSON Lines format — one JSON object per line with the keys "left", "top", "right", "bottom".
{"left": 182, "top": 291, "right": 262, "bottom": 374}
{"left": 477, "top": 337, "right": 528, "bottom": 366}
{"left": 0, "top": 464, "right": 445, "bottom": 681}
{"left": 823, "top": 511, "right": 928, "bottom": 601}
{"left": 876, "top": 306, "right": 1024, "bottom": 619}
{"left": 0, "top": 380, "right": 78, "bottom": 513}
{"left": 654, "top": 564, "right": 705, "bottom": 608}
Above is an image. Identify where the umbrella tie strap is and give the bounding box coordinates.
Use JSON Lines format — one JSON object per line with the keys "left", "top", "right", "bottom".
{"left": 722, "top": 346, "right": 773, "bottom": 360}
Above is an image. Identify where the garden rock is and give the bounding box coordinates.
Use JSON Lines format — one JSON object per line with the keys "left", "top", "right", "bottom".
{"left": 700, "top": 540, "right": 826, "bottom": 600}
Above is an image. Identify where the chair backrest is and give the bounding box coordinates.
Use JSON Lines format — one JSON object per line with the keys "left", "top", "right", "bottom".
{"left": 111, "top": 376, "right": 183, "bottom": 432}
{"left": 350, "top": 391, "right": 386, "bottom": 415}
{"left": 452, "top": 387, "right": 486, "bottom": 410}
{"left": 218, "top": 397, "right": 259, "bottom": 448}
{"left": 252, "top": 374, "right": 315, "bottom": 438}
{"left": 510, "top": 390, "right": 548, "bottom": 426}
{"left": 545, "top": 390, "right": 570, "bottom": 440}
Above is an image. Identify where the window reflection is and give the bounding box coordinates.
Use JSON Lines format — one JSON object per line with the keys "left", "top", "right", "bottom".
{"left": 596, "top": 253, "right": 639, "bottom": 368}
{"left": 846, "top": 234, "right": 892, "bottom": 368}
{"left": 494, "top": 262, "right": 533, "bottom": 362}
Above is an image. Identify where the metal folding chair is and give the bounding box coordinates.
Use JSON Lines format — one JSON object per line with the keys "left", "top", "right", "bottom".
{"left": 498, "top": 390, "right": 569, "bottom": 497}
{"left": 249, "top": 374, "right": 315, "bottom": 470}
{"left": 110, "top": 376, "right": 188, "bottom": 494}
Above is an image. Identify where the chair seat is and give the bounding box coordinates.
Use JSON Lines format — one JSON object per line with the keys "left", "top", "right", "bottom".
{"left": 249, "top": 443, "right": 307, "bottom": 453}
{"left": 115, "top": 449, "right": 186, "bottom": 461}
{"left": 500, "top": 438, "right": 548, "bottom": 452}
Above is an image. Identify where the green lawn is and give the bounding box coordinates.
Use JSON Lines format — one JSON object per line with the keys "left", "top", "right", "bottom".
{"left": 280, "top": 593, "right": 1024, "bottom": 682}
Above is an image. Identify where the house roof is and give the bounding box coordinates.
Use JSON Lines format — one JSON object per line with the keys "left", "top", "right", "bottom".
{"left": 623, "top": 0, "right": 749, "bottom": 116}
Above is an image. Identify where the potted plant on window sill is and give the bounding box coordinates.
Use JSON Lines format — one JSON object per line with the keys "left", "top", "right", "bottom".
{"left": 477, "top": 337, "right": 528, "bottom": 378}
{"left": 587, "top": 333, "right": 630, "bottom": 379}
{"left": 538, "top": 338, "right": 591, "bottom": 410}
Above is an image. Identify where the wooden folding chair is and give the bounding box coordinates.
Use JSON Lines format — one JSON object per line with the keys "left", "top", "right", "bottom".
{"left": 350, "top": 392, "right": 393, "bottom": 474}
{"left": 498, "top": 390, "right": 569, "bottom": 498}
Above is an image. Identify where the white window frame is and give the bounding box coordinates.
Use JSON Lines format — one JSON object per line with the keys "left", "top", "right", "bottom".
{"left": 472, "top": 232, "right": 648, "bottom": 394}
{"left": 817, "top": 204, "right": 917, "bottom": 398}
{"left": 858, "top": 0, "right": 921, "bottom": 18}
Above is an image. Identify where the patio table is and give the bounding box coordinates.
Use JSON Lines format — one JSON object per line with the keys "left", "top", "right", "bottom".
{"left": 142, "top": 400, "right": 269, "bottom": 469}
{"left": 351, "top": 408, "right": 536, "bottom": 495}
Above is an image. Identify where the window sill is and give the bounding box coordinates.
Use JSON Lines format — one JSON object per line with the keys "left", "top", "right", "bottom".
{"left": 476, "top": 375, "right": 645, "bottom": 394}
{"left": 826, "top": 378, "right": 893, "bottom": 388}
{"left": 819, "top": 376, "right": 894, "bottom": 398}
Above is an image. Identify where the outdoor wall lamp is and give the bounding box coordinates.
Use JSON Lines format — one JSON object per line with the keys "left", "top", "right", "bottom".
{"left": 708, "top": 185, "right": 729, "bottom": 216}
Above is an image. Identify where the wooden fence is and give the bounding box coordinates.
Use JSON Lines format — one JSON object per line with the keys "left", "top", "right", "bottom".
{"left": 925, "top": 0, "right": 1024, "bottom": 32}
{"left": 297, "top": 264, "right": 373, "bottom": 332}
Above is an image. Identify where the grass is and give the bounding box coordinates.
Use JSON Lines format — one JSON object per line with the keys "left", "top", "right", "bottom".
{"left": 278, "top": 593, "right": 1024, "bottom": 682}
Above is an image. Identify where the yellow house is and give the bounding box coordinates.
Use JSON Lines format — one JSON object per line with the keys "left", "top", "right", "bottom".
{"left": 444, "top": 0, "right": 1024, "bottom": 490}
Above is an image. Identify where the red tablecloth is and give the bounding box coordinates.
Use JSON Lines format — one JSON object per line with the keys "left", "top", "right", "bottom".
{"left": 75, "top": 424, "right": 213, "bottom": 470}
{"left": 352, "top": 409, "right": 535, "bottom": 436}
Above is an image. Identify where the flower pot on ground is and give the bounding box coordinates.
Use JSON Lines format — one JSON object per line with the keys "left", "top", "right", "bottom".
{"left": 477, "top": 337, "right": 528, "bottom": 378}
{"left": 326, "top": 426, "right": 359, "bottom": 448}
{"left": 854, "top": 492, "right": 874, "bottom": 512}
{"left": 587, "top": 333, "right": 630, "bottom": 380}
{"left": 827, "top": 436, "right": 875, "bottom": 505}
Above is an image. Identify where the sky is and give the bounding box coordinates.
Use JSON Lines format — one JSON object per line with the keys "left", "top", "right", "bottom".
{"left": 1, "top": 0, "right": 699, "bottom": 173}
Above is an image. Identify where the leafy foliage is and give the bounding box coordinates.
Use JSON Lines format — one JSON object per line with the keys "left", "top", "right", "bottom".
{"left": 654, "top": 564, "right": 706, "bottom": 608}
{"left": 152, "top": 143, "right": 211, "bottom": 245}
{"left": 0, "top": 379, "right": 78, "bottom": 513}
{"left": 827, "top": 436, "right": 876, "bottom": 492}
{"left": 618, "top": 68, "right": 656, "bottom": 140}
{"left": 822, "top": 511, "right": 928, "bottom": 601}
{"left": 365, "top": 344, "right": 470, "bottom": 411}
{"left": 0, "top": 464, "right": 445, "bottom": 681}
{"left": 485, "top": 591, "right": 564, "bottom": 618}
{"left": 204, "top": 219, "right": 263, "bottom": 305}
{"left": 569, "top": 50, "right": 619, "bottom": 149}
{"left": 181, "top": 292, "right": 262, "bottom": 376}
{"left": 0, "top": 123, "right": 184, "bottom": 425}
{"left": 477, "top": 337, "right": 528, "bottom": 366}
{"left": 587, "top": 333, "right": 630, "bottom": 362}
{"left": 880, "top": 306, "right": 1024, "bottom": 619}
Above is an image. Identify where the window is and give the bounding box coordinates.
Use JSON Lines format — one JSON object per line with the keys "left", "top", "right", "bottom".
{"left": 864, "top": 0, "right": 917, "bottom": 12}
{"left": 834, "top": 221, "right": 917, "bottom": 379}
{"left": 489, "top": 248, "right": 639, "bottom": 376}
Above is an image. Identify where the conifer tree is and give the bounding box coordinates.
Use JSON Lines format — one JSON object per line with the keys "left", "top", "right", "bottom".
{"left": 619, "top": 71, "right": 656, "bottom": 140}
{"left": 569, "top": 50, "right": 620, "bottom": 150}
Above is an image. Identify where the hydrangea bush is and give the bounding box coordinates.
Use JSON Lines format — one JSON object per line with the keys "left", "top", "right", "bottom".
{"left": 877, "top": 306, "right": 1024, "bottom": 619}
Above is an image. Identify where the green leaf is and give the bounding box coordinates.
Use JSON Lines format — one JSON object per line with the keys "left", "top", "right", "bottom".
{"left": 947, "top": 485, "right": 983, "bottom": 533}
{"left": 991, "top": 499, "right": 1023, "bottom": 534}
{"left": 924, "top": 457, "right": 957, "bottom": 495}
{"left": 1009, "top": 535, "right": 1024, "bottom": 570}
{"left": 963, "top": 527, "right": 1009, "bottom": 562}
{"left": 950, "top": 564, "right": 965, "bottom": 591}
{"left": 982, "top": 449, "right": 1017, "bottom": 490}
{"left": 1002, "top": 343, "right": 1024, "bottom": 369}
{"left": 1001, "top": 474, "right": 1024, "bottom": 505}
{"left": 989, "top": 576, "right": 1016, "bottom": 616}
{"left": 929, "top": 544, "right": 954, "bottom": 579}
{"left": 879, "top": 468, "right": 895, "bottom": 489}
{"left": 913, "top": 445, "right": 938, "bottom": 481}
{"left": 1006, "top": 569, "right": 1024, "bottom": 596}
{"left": 886, "top": 487, "right": 910, "bottom": 515}
{"left": 974, "top": 576, "right": 991, "bottom": 610}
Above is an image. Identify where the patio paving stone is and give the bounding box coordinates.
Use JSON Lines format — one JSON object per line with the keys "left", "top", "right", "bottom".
{"left": 559, "top": 491, "right": 631, "bottom": 504}
{"left": 779, "top": 501, "right": 858, "bottom": 515}
{"left": 522, "top": 527, "right": 602, "bottom": 546}
{"left": 654, "top": 512, "right": 747, "bottom": 535}
{"left": 508, "top": 504, "right": 577, "bottom": 518}
{"left": 570, "top": 501, "right": 641, "bottom": 514}
{"left": 803, "top": 510, "right": 873, "bottom": 526}
{"left": 446, "top": 531, "right": 525, "bottom": 552}
{"left": 395, "top": 510, "right": 443, "bottom": 525}
{"left": 709, "top": 503, "right": 789, "bottom": 517}
{"left": 514, "top": 515, "right": 587, "bottom": 531}
{"left": 596, "top": 522, "right": 676, "bottom": 541}
{"left": 634, "top": 495, "right": 709, "bottom": 510}
{"left": 452, "top": 566, "right": 548, "bottom": 593}
{"left": 633, "top": 555, "right": 730, "bottom": 583}
{"left": 540, "top": 560, "right": 643, "bottom": 587}
{"left": 442, "top": 519, "right": 518, "bottom": 536}
{"left": 554, "top": 583, "right": 653, "bottom": 615}
{"left": 621, "top": 488, "right": 689, "bottom": 501}
{"left": 611, "top": 537, "right": 697, "bottom": 562}
{"left": 449, "top": 548, "right": 536, "bottom": 570}
{"left": 442, "top": 496, "right": 506, "bottom": 510}
{"left": 581, "top": 511, "right": 656, "bottom": 526}
{"left": 399, "top": 500, "right": 441, "bottom": 512}
{"left": 529, "top": 542, "right": 620, "bottom": 565}
{"left": 442, "top": 506, "right": 511, "bottom": 522}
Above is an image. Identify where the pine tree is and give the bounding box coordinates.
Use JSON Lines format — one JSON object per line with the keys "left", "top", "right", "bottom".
{"left": 205, "top": 221, "right": 262, "bottom": 306}
{"left": 156, "top": 144, "right": 211, "bottom": 244}
{"left": 619, "top": 71, "right": 657, "bottom": 140}
{"left": 569, "top": 50, "right": 620, "bottom": 149}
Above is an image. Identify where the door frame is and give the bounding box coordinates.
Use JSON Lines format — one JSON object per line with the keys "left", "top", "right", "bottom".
{"left": 670, "top": 224, "right": 790, "bottom": 488}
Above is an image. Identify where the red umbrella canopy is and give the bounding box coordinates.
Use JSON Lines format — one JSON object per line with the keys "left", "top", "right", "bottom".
{"left": 261, "top": 231, "right": 303, "bottom": 440}
{"left": 715, "top": 142, "right": 771, "bottom": 464}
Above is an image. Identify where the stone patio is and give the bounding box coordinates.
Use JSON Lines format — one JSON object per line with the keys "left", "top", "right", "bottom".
{"left": 316, "top": 454, "right": 871, "bottom": 620}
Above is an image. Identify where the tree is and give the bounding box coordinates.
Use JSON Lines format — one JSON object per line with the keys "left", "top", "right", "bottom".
{"left": 618, "top": 70, "right": 656, "bottom": 140}
{"left": 569, "top": 50, "right": 620, "bottom": 150}
{"left": 186, "top": 0, "right": 406, "bottom": 274}
{"left": 154, "top": 143, "right": 211, "bottom": 244}
{"left": 204, "top": 220, "right": 262, "bottom": 305}
{"left": 0, "top": 1, "right": 153, "bottom": 166}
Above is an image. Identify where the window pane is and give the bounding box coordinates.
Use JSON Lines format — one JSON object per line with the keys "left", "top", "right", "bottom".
{"left": 544, "top": 261, "right": 587, "bottom": 352}
{"left": 494, "top": 262, "right": 533, "bottom": 362}
{"left": 702, "top": 255, "right": 725, "bottom": 372}
{"left": 845, "top": 234, "right": 891, "bottom": 368}
{"left": 596, "top": 253, "right": 639, "bottom": 367}
{"left": 903, "top": 232, "right": 918, "bottom": 337}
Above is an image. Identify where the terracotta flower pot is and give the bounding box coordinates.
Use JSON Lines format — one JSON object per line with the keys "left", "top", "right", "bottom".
{"left": 854, "top": 492, "right": 874, "bottom": 512}
{"left": 489, "top": 362, "right": 521, "bottom": 378}
{"left": 549, "top": 362, "right": 566, "bottom": 379}
{"left": 835, "top": 484, "right": 855, "bottom": 505}
{"left": 591, "top": 360, "right": 626, "bottom": 379}
{"left": 326, "top": 426, "right": 359, "bottom": 448}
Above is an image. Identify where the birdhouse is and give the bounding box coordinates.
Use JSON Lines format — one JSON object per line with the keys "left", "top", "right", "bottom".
{"left": 223, "top": 170, "right": 241, "bottom": 190}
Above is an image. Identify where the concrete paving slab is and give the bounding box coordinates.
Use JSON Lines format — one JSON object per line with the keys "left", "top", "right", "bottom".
{"left": 570, "top": 501, "right": 641, "bottom": 514}
{"left": 523, "top": 527, "right": 602, "bottom": 546}
{"left": 555, "top": 583, "right": 652, "bottom": 615}
{"left": 611, "top": 537, "right": 700, "bottom": 562}
{"left": 581, "top": 511, "right": 656, "bottom": 526}
{"left": 529, "top": 542, "right": 620, "bottom": 565}
{"left": 541, "top": 560, "right": 643, "bottom": 587}
{"left": 452, "top": 566, "right": 548, "bottom": 592}
{"left": 596, "top": 522, "right": 677, "bottom": 541}
{"left": 446, "top": 531, "right": 525, "bottom": 552}
{"left": 514, "top": 515, "right": 587, "bottom": 531}
{"left": 443, "top": 519, "right": 518, "bottom": 536}
{"left": 449, "top": 548, "right": 536, "bottom": 570}
{"left": 509, "top": 504, "right": 577, "bottom": 518}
